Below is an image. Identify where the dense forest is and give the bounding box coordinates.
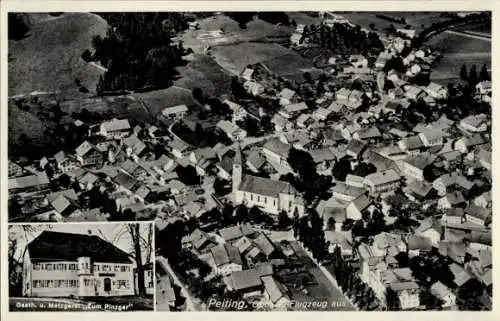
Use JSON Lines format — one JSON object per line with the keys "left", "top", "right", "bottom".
{"left": 226, "top": 12, "right": 292, "bottom": 28}
{"left": 305, "top": 23, "right": 385, "bottom": 57}
{"left": 88, "top": 13, "right": 190, "bottom": 94}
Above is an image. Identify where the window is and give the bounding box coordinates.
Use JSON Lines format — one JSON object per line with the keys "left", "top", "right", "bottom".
{"left": 257, "top": 196, "right": 260, "bottom": 202}
{"left": 94, "top": 264, "right": 100, "bottom": 272}
{"left": 264, "top": 197, "right": 267, "bottom": 204}
{"left": 48, "top": 280, "right": 54, "bottom": 288}
{"left": 289, "top": 201, "right": 292, "bottom": 208}
{"left": 69, "top": 263, "right": 77, "bottom": 271}
{"left": 117, "top": 280, "right": 129, "bottom": 289}
{"left": 274, "top": 199, "right": 276, "bottom": 206}
{"left": 115, "top": 265, "right": 120, "bottom": 272}
{"left": 45, "top": 264, "right": 53, "bottom": 271}
{"left": 120, "top": 266, "right": 130, "bottom": 272}
{"left": 33, "top": 263, "right": 41, "bottom": 270}
{"left": 250, "top": 194, "right": 253, "bottom": 201}
{"left": 69, "top": 280, "right": 78, "bottom": 288}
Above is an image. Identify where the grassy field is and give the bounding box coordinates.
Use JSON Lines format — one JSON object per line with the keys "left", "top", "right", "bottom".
{"left": 181, "top": 15, "right": 292, "bottom": 54}
{"left": 426, "top": 31, "right": 491, "bottom": 85}
{"left": 136, "top": 87, "right": 200, "bottom": 117}
{"left": 261, "top": 52, "right": 314, "bottom": 77}
{"left": 174, "top": 54, "right": 233, "bottom": 97}
{"left": 340, "top": 12, "right": 449, "bottom": 33}
{"left": 454, "top": 22, "right": 491, "bottom": 35}
{"left": 211, "top": 42, "right": 292, "bottom": 75}
{"left": 8, "top": 102, "right": 48, "bottom": 146}
{"left": 287, "top": 12, "right": 324, "bottom": 26}
{"left": 8, "top": 13, "right": 108, "bottom": 96}
{"left": 427, "top": 32, "right": 491, "bottom": 54}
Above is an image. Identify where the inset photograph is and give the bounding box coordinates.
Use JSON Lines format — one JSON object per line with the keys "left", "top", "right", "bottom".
{"left": 8, "top": 222, "right": 154, "bottom": 311}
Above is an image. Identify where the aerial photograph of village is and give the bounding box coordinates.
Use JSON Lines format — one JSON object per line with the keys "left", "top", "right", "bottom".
{"left": 7, "top": 11, "right": 491, "bottom": 311}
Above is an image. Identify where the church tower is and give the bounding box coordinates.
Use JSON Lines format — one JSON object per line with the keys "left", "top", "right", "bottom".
{"left": 232, "top": 144, "right": 243, "bottom": 193}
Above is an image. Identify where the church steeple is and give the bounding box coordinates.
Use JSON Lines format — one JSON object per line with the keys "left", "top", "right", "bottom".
{"left": 232, "top": 144, "right": 243, "bottom": 193}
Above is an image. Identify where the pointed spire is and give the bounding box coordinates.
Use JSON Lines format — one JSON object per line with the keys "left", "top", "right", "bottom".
{"left": 233, "top": 143, "right": 242, "bottom": 166}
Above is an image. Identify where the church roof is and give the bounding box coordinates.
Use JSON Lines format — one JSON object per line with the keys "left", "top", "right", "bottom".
{"left": 239, "top": 175, "right": 298, "bottom": 198}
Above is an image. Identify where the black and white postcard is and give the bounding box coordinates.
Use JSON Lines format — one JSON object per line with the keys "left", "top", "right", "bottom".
{"left": 3, "top": 4, "right": 494, "bottom": 316}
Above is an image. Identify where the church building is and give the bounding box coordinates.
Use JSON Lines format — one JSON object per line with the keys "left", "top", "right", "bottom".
{"left": 232, "top": 145, "right": 305, "bottom": 217}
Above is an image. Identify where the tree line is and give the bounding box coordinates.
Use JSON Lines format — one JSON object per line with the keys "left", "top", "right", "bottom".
{"left": 303, "top": 23, "right": 385, "bottom": 58}
{"left": 411, "top": 12, "right": 491, "bottom": 48}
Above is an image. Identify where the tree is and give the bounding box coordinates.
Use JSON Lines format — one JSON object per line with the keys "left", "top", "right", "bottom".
{"left": 248, "top": 206, "right": 263, "bottom": 224}
{"left": 127, "top": 223, "right": 152, "bottom": 296}
{"left": 479, "top": 64, "right": 490, "bottom": 81}
{"left": 192, "top": 87, "right": 204, "bottom": 104}
{"left": 278, "top": 210, "right": 291, "bottom": 229}
{"left": 423, "top": 165, "right": 437, "bottom": 182}
{"left": 353, "top": 162, "right": 376, "bottom": 177}
{"left": 469, "top": 65, "right": 478, "bottom": 86}
{"left": 459, "top": 65, "right": 468, "bottom": 81}
{"left": 213, "top": 177, "right": 229, "bottom": 196}
{"left": 176, "top": 165, "right": 199, "bottom": 185}
{"left": 236, "top": 204, "right": 249, "bottom": 222}
{"left": 456, "top": 279, "right": 485, "bottom": 310}
{"left": 331, "top": 158, "right": 352, "bottom": 181}
{"left": 287, "top": 148, "right": 316, "bottom": 178}
{"left": 231, "top": 76, "right": 247, "bottom": 100}
{"left": 386, "top": 287, "right": 401, "bottom": 310}
{"left": 222, "top": 204, "right": 234, "bottom": 225}
{"left": 303, "top": 72, "right": 313, "bottom": 83}
{"left": 58, "top": 174, "right": 71, "bottom": 188}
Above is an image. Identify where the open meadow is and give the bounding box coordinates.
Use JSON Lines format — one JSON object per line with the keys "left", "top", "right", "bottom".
{"left": 426, "top": 31, "right": 491, "bottom": 85}
{"left": 8, "top": 13, "right": 107, "bottom": 97}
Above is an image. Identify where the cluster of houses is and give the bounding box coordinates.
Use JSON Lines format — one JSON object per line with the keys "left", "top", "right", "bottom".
{"left": 182, "top": 223, "right": 305, "bottom": 309}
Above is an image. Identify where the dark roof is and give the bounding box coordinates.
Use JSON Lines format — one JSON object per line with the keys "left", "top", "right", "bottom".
{"left": 27, "top": 231, "right": 132, "bottom": 263}
{"left": 407, "top": 235, "right": 432, "bottom": 251}
{"left": 346, "top": 139, "right": 367, "bottom": 156}
{"left": 239, "top": 175, "right": 298, "bottom": 198}
{"left": 253, "top": 233, "right": 277, "bottom": 256}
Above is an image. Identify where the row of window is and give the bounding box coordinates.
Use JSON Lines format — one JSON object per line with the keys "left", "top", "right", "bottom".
{"left": 33, "top": 263, "right": 131, "bottom": 273}
{"left": 33, "top": 263, "right": 78, "bottom": 271}
{"left": 33, "top": 279, "right": 131, "bottom": 290}
{"left": 33, "top": 280, "right": 78, "bottom": 288}
{"left": 246, "top": 193, "right": 278, "bottom": 207}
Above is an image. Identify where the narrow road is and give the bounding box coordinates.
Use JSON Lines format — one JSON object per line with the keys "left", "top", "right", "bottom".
{"left": 295, "top": 242, "right": 358, "bottom": 311}
{"left": 156, "top": 256, "right": 198, "bottom": 311}
{"left": 444, "top": 30, "right": 491, "bottom": 42}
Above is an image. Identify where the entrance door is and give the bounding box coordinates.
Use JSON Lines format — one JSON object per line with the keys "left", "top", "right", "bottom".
{"left": 104, "top": 278, "right": 111, "bottom": 292}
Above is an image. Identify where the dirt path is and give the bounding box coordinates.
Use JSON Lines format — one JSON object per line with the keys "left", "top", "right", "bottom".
{"left": 9, "top": 90, "right": 61, "bottom": 99}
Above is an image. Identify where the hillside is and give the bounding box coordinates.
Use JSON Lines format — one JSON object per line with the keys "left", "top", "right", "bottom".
{"left": 8, "top": 12, "right": 108, "bottom": 96}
